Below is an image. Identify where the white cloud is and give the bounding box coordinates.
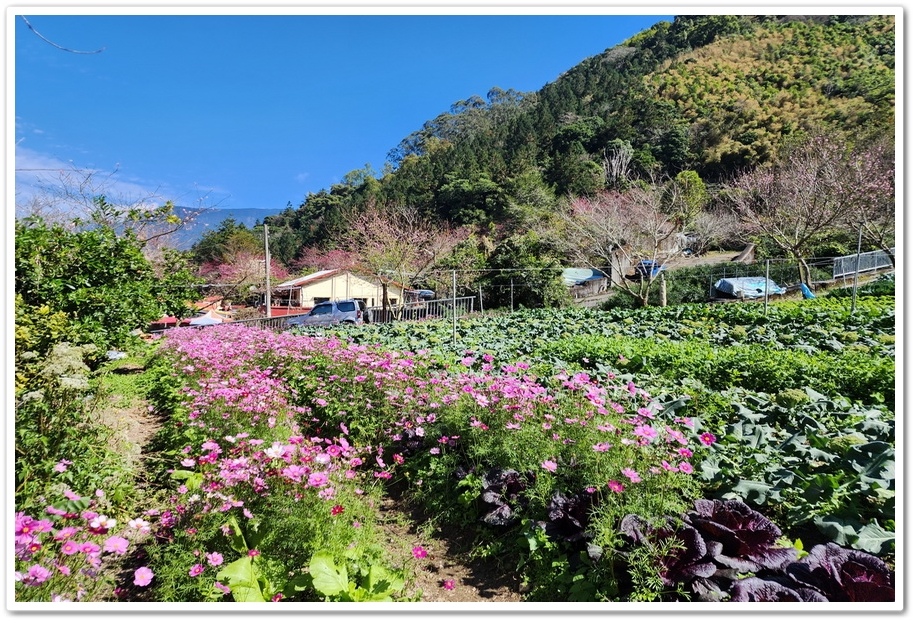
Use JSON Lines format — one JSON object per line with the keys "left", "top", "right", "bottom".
{"left": 13, "top": 145, "right": 170, "bottom": 219}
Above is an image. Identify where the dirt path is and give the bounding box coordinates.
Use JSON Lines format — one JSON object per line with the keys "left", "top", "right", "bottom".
{"left": 375, "top": 495, "right": 525, "bottom": 602}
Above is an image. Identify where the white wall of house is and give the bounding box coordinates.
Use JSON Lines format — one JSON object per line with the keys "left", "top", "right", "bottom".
{"left": 280, "top": 271, "right": 404, "bottom": 308}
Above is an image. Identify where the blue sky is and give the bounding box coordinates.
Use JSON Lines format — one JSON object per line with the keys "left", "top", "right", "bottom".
{"left": 13, "top": 9, "right": 675, "bottom": 213}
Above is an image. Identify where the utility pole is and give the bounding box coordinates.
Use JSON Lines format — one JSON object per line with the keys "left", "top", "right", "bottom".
{"left": 264, "top": 224, "right": 271, "bottom": 318}
{"left": 452, "top": 270, "right": 457, "bottom": 345}
{"left": 851, "top": 223, "right": 863, "bottom": 316}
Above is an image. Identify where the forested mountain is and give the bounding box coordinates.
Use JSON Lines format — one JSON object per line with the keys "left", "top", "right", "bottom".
{"left": 204, "top": 14, "right": 894, "bottom": 307}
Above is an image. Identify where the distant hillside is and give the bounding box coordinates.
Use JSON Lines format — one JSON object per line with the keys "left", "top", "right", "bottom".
{"left": 170, "top": 207, "right": 282, "bottom": 250}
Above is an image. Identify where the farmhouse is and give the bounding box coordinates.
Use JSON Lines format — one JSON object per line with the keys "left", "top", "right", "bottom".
{"left": 270, "top": 269, "right": 406, "bottom": 315}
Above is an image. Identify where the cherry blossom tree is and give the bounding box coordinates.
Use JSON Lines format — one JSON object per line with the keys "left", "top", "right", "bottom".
{"left": 292, "top": 247, "right": 360, "bottom": 273}
{"left": 554, "top": 183, "right": 686, "bottom": 307}
{"left": 728, "top": 133, "right": 894, "bottom": 286}
{"left": 840, "top": 136, "right": 896, "bottom": 265}
{"left": 198, "top": 250, "right": 289, "bottom": 304}
{"left": 337, "top": 201, "right": 467, "bottom": 315}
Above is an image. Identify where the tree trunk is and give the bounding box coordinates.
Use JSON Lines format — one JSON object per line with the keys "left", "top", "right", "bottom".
{"left": 382, "top": 281, "right": 390, "bottom": 322}
{"left": 883, "top": 246, "right": 896, "bottom": 267}
{"left": 659, "top": 273, "right": 667, "bottom": 307}
{"left": 797, "top": 258, "right": 813, "bottom": 289}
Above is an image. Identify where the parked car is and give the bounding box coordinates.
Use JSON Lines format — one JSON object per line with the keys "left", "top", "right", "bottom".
{"left": 286, "top": 299, "right": 365, "bottom": 327}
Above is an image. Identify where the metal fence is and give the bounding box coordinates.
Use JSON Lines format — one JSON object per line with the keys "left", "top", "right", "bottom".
{"left": 833, "top": 248, "right": 895, "bottom": 279}
{"left": 366, "top": 296, "right": 475, "bottom": 324}
{"left": 221, "top": 315, "right": 296, "bottom": 332}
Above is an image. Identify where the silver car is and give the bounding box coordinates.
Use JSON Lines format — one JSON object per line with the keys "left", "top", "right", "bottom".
{"left": 286, "top": 299, "right": 365, "bottom": 327}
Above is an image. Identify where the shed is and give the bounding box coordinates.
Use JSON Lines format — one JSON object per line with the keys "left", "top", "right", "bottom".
{"left": 562, "top": 268, "right": 608, "bottom": 298}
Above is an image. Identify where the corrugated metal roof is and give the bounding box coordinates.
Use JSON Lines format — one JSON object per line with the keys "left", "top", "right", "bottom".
{"left": 275, "top": 268, "right": 343, "bottom": 289}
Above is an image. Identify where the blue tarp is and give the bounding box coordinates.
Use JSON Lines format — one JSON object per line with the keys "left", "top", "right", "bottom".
{"left": 714, "top": 277, "right": 786, "bottom": 299}
{"left": 562, "top": 268, "right": 606, "bottom": 286}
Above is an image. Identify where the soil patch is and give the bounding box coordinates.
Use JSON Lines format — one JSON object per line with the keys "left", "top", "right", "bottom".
{"left": 376, "top": 495, "right": 525, "bottom": 602}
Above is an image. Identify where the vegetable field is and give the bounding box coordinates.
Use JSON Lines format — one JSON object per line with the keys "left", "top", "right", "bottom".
{"left": 14, "top": 294, "right": 897, "bottom": 604}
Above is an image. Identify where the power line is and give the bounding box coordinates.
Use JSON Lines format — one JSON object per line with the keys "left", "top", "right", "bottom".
{"left": 20, "top": 16, "right": 105, "bottom": 54}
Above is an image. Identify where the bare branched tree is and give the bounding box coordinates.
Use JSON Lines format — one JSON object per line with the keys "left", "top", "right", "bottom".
{"left": 688, "top": 208, "right": 743, "bottom": 256}
{"left": 16, "top": 165, "right": 205, "bottom": 262}
{"left": 602, "top": 140, "right": 634, "bottom": 189}
{"left": 554, "top": 183, "right": 685, "bottom": 307}
{"left": 727, "top": 133, "right": 877, "bottom": 286}
{"left": 337, "top": 201, "right": 467, "bottom": 315}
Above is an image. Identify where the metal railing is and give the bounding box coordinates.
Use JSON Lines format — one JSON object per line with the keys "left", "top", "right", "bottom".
{"left": 833, "top": 248, "right": 895, "bottom": 279}
{"left": 222, "top": 315, "right": 297, "bottom": 331}
{"left": 366, "top": 296, "right": 475, "bottom": 324}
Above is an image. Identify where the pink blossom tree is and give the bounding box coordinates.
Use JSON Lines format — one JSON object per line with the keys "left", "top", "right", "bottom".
{"left": 840, "top": 136, "right": 896, "bottom": 265}
{"left": 337, "top": 201, "right": 467, "bottom": 316}
{"left": 554, "top": 184, "right": 686, "bottom": 307}
{"left": 729, "top": 133, "right": 894, "bottom": 286}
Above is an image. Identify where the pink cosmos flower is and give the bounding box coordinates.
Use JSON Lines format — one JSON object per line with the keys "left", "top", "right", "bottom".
{"left": 133, "top": 566, "right": 154, "bottom": 587}
{"left": 541, "top": 459, "right": 558, "bottom": 473}
{"left": 699, "top": 432, "right": 717, "bottom": 446}
{"left": 104, "top": 536, "right": 129, "bottom": 555}
{"left": 607, "top": 480, "right": 625, "bottom": 493}
{"left": 331, "top": 505, "right": 344, "bottom": 516}
{"left": 633, "top": 425, "right": 658, "bottom": 440}
{"left": 189, "top": 564, "right": 204, "bottom": 577}
{"left": 412, "top": 546, "right": 428, "bottom": 559}
{"left": 592, "top": 442, "right": 611, "bottom": 452}
{"left": 206, "top": 552, "right": 224, "bottom": 566}
{"left": 214, "top": 581, "right": 231, "bottom": 595}
{"left": 60, "top": 540, "right": 80, "bottom": 555}
{"left": 442, "top": 579, "right": 456, "bottom": 590}
{"left": 678, "top": 462, "right": 694, "bottom": 474}
{"left": 621, "top": 468, "right": 642, "bottom": 483}
{"left": 80, "top": 541, "right": 101, "bottom": 555}
{"left": 19, "top": 564, "right": 52, "bottom": 586}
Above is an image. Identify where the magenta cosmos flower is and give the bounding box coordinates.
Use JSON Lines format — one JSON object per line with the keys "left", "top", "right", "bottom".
{"left": 699, "top": 432, "right": 717, "bottom": 446}
{"left": 607, "top": 480, "right": 625, "bottom": 493}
